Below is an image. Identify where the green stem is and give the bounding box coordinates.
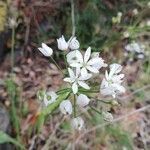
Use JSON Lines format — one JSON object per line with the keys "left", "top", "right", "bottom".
{"left": 73, "top": 94, "right": 76, "bottom": 117}
{"left": 50, "top": 56, "right": 64, "bottom": 75}
{"left": 11, "top": 27, "right": 15, "bottom": 74}
{"left": 71, "top": 0, "right": 75, "bottom": 36}
{"left": 96, "top": 99, "right": 112, "bottom": 104}
{"left": 90, "top": 106, "right": 102, "bottom": 115}
{"left": 63, "top": 53, "right": 68, "bottom": 69}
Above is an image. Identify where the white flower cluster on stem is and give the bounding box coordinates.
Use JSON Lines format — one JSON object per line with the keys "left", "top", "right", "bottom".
{"left": 37, "top": 35, "right": 126, "bottom": 130}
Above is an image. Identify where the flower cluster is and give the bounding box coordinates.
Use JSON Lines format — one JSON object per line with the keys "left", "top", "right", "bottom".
{"left": 37, "top": 35, "right": 126, "bottom": 130}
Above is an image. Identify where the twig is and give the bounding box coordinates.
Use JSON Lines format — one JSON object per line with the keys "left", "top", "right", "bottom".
{"left": 75, "top": 104, "right": 150, "bottom": 144}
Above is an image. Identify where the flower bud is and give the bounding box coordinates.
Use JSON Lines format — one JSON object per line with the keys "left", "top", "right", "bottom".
{"left": 44, "top": 91, "right": 58, "bottom": 107}
{"left": 57, "top": 35, "right": 68, "bottom": 51}
{"left": 59, "top": 100, "right": 72, "bottom": 115}
{"left": 71, "top": 117, "right": 84, "bottom": 130}
{"left": 38, "top": 43, "right": 53, "bottom": 57}
{"left": 77, "top": 94, "right": 90, "bottom": 107}
{"left": 68, "top": 37, "right": 80, "bottom": 50}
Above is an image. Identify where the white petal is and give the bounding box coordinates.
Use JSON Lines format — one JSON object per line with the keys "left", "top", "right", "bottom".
{"left": 68, "top": 37, "right": 80, "bottom": 50}
{"left": 109, "top": 63, "right": 122, "bottom": 77}
{"left": 111, "top": 74, "right": 124, "bottom": 83}
{"left": 43, "top": 94, "right": 49, "bottom": 107}
{"left": 87, "top": 57, "right": 101, "bottom": 65}
{"left": 71, "top": 117, "right": 84, "bottom": 130}
{"left": 67, "top": 50, "right": 83, "bottom": 64}
{"left": 63, "top": 77, "right": 72, "bottom": 83}
{"left": 86, "top": 66, "right": 99, "bottom": 73}
{"left": 88, "top": 57, "right": 107, "bottom": 69}
{"left": 112, "top": 83, "right": 126, "bottom": 93}
{"left": 77, "top": 94, "right": 90, "bottom": 107}
{"left": 57, "top": 35, "right": 68, "bottom": 51}
{"left": 68, "top": 68, "right": 75, "bottom": 79}
{"left": 44, "top": 91, "right": 58, "bottom": 106}
{"left": 59, "top": 100, "right": 72, "bottom": 115}
{"left": 38, "top": 48, "right": 47, "bottom": 56}
{"left": 84, "top": 47, "right": 91, "bottom": 63}
{"left": 38, "top": 43, "right": 53, "bottom": 57}
{"left": 105, "top": 70, "right": 109, "bottom": 80}
{"left": 81, "top": 67, "right": 88, "bottom": 78}
{"left": 42, "top": 43, "right": 53, "bottom": 56}
{"left": 47, "top": 91, "right": 58, "bottom": 101}
{"left": 67, "top": 50, "right": 78, "bottom": 64}
{"left": 72, "top": 82, "right": 78, "bottom": 94}
{"left": 75, "top": 67, "right": 81, "bottom": 77}
{"left": 100, "top": 79, "right": 113, "bottom": 96}
{"left": 78, "top": 73, "right": 92, "bottom": 80}
{"left": 70, "top": 62, "right": 82, "bottom": 68}
{"left": 78, "top": 81, "right": 90, "bottom": 90}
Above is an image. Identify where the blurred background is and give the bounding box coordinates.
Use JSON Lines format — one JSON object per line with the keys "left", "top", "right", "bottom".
{"left": 0, "top": 0, "right": 150, "bottom": 149}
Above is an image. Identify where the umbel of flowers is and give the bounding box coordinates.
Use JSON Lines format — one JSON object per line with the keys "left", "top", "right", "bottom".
{"left": 37, "top": 35, "right": 126, "bottom": 130}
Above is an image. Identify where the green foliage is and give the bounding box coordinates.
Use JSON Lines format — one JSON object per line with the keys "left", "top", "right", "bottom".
{"left": 5, "top": 78, "right": 20, "bottom": 141}
{"left": 0, "top": 131, "right": 25, "bottom": 150}
{"left": 107, "top": 125, "right": 134, "bottom": 150}
{"left": 36, "top": 91, "right": 71, "bottom": 132}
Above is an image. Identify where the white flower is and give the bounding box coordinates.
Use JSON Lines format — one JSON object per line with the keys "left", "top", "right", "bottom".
{"left": 109, "top": 63, "right": 123, "bottom": 76}
{"left": 100, "top": 63, "right": 125, "bottom": 98}
{"left": 112, "top": 12, "right": 122, "bottom": 24}
{"left": 66, "top": 50, "right": 82, "bottom": 64}
{"left": 137, "top": 53, "right": 144, "bottom": 59}
{"left": 68, "top": 37, "right": 80, "bottom": 50}
{"left": 38, "top": 43, "right": 53, "bottom": 57}
{"left": 146, "top": 20, "right": 150, "bottom": 26}
{"left": 102, "top": 112, "right": 113, "bottom": 122}
{"left": 59, "top": 100, "right": 72, "bottom": 115}
{"left": 125, "top": 41, "right": 145, "bottom": 53}
{"left": 9, "top": 18, "right": 17, "bottom": 28}
{"left": 71, "top": 117, "right": 84, "bottom": 130}
{"left": 69, "top": 47, "right": 107, "bottom": 77}
{"left": 133, "top": 9, "right": 138, "bottom": 15}
{"left": 57, "top": 35, "right": 68, "bottom": 51}
{"left": 64, "top": 68, "right": 91, "bottom": 94}
{"left": 77, "top": 94, "right": 90, "bottom": 107}
{"left": 123, "top": 31, "right": 130, "bottom": 38}
{"left": 44, "top": 91, "right": 58, "bottom": 107}
{"left": 117, "top": 12, "right": 122, "bottom": 17}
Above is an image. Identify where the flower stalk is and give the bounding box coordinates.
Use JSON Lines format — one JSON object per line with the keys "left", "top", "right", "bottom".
{"left": 11, "top": 26, "right": 15, "bottom": 74}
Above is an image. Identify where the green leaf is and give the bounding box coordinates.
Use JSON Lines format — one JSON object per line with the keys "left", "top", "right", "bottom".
{"left": 36, "top": 91, "right": 71, "bottom": 132}
{"left": 0, "top": 131, "right": 25, "bottom": 150}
